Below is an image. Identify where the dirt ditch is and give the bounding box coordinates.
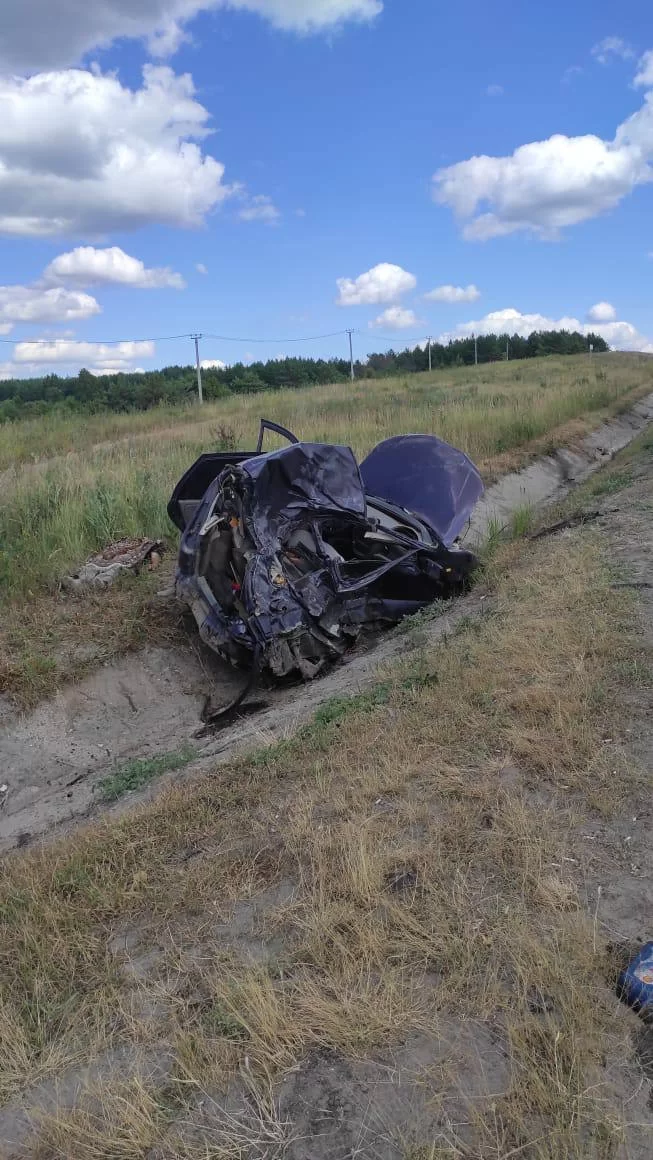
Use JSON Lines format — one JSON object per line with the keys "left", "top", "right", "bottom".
{"left": 1, "top": 392, "right": 652, "bottom": 855}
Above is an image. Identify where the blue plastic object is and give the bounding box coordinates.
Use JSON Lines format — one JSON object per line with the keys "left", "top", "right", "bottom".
{"left": 617, "top": 942, "right": 653, "bottom": 1014}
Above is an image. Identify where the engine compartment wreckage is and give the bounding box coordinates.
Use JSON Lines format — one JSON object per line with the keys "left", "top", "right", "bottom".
{"left": 168, "top": 421, "right": 484, "bottom": 684}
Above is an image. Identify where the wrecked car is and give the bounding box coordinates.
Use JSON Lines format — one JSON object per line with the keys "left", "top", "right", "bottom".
{"left": 168, "top": 421, "right": 484, "bottom": 682}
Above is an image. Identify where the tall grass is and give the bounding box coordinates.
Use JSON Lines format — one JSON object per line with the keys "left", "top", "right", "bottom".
{"left": 1, "top": 354, "right": 651, "bottom": 597}
{"left": 1, "top": 353, "right": 651, "bottom": 474}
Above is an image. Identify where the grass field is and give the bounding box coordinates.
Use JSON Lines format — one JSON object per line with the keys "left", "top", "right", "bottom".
{"left": 2, "top": 353, "right": 652, "bottom": 601}
{"left": 0, "top": 497, "right": 648, "bottom": 1157}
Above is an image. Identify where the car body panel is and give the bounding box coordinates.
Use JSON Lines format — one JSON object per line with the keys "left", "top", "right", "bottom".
{"left": 359, "top": 434, "right": 484, "bottom": 548}
{"left": 169, "top": 421, "right": 484, "bottom": 679}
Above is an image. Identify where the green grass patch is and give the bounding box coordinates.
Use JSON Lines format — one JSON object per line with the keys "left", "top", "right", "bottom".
{"left": 510, "top": 503, "right": 535, "bottom": 538}
{"left": 99, "top": 745, "right": 198, "bottom": 802}
{"left": 586, "top": 468, "right": 634, "bottom": 497}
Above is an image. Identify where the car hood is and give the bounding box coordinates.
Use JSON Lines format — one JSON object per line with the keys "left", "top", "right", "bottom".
{"left": 359, "top": 434, "right": 484, "bottom": 547}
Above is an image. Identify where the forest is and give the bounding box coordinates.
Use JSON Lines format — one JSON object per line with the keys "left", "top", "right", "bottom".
{"left": 0, "top": 328, "right": 609, "bottom": 422}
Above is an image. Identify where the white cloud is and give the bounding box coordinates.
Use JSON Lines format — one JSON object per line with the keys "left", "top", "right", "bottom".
{"left": 588, "top": 320, "right": 653, "bottom": 352}
{"left": 591, "top": 37, "right": 634, "bottom": 65}
{"left": 438, "top": 306, "right": 653, "bottom": 353}
{"left": 336, "top": 263, "right": 417, "bottom": 306}
{"left": 634, "top": 51, "right": 653, "bottom": 89}
{"left": 196, "top": 262, "right": 208, "bottom": 274}
{"left": 12, "top": 339, "right": 155, "bottom": 371}
{"left": 44, "top": 246, "right": 185, "bottom": 289}
{"left": 89, "top": 365, "right": 147, "bottom": 376}
{"left": 0, "top": 1, "right": 383, "bottom": 72}
{"left": 587, "top": 301, "right": 617, "bottom": 322}
{"left": 0, "top": 285, "right": 100, "bottom": 331}
{"left": 425, "top": 284, "right": 481, "bottom": 303}
{"left": 221, "top": 0, "right": 382, "bottom": 34}
{"left": 370, "top": 307, "right": 421, "bottom": 330}
{"left": 0, "top": 66, "right": 233, "bottom": 238}
{"left": 440, "top": 308, "right": 578, "bottom": 342}
{"left": 434, "top": 97, "right": 653, "bottom": 240}
{"left": 486, "top": 84, "right": 504, "bottom": 97}
{"left": 201, "top": 358, "right": 226, "bottom": 369}
{"left": 238, "top": 195, "right": 280, "bottom": 223}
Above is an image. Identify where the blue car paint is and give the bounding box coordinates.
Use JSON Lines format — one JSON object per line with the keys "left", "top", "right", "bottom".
{"left": 359, "top": 434, "right": 484, "bottom": 548}
{"left": 618, "top": 943, "right": 653, "bottom": 1015}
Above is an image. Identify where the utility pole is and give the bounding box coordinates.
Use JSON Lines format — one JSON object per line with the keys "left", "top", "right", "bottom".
{"left": 192, "top": 333, "right": 204, "bottom": 404}
{"left": 427, "top": 336, "right": 432, "bottom": 373}
{"left": 347, "top": 329, "right": 355, "bottom": 381}
{"left": 473, "top": 333, "right": 478, "bottom": 366}
{"left": 505, "top": 338, "right": 510, "bottom": 362}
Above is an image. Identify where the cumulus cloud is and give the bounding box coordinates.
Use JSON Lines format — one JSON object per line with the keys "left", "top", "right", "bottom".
{"left": 196, "top": 262, "right": 208, "bottom": 274}
{"left": 425, "top": 284, "right": 480, "bottom": 303}
{"left": 0, "top": 0, "right": 383, "bottom": 72}
{"left": 370, "top": 306, "right": 421, "bottom": 329}
{"left": 434, "top": 61, "right": 653, "bottom": 240}
{"left": 634, "top": 51, "right": 653, "bottom": 88}
{"left": 0, "top": 66, "right": 233, "bottom": 238}
{"left": 201, "top": 358, "right": 226, "bottom": 369}
{"left": 589, "top": 320, "right": 653, "bottom": 352}
{"left": 438, "top": 306, "right": 653, "bottom": 353}
{"left": 44, "top": 246, "right": 186, "bottom": 289}
{"left": 238, "top": 195, "right": 280, "bottom": 223}
{"left": 486, "top": 84, "right": 504, "bottom": 97}
{"left": 0, "top": 285, "right": 100, "bottom": 332}
{"left": 336, "top": 263, "right": 416, "bottom": 306}
{"left": 222, "top": 0, "right": 382, "bottom": 34}
{"left": 587, "top": 301, "right": 617, "bottom": 322}
{"left": 12, "top": 339, "right": 155, "bottom": 371}
{"left": 89, "top": 364, "right": 147, "bottom": 376}
{"left": 591, "top": 37, "right": 634, "bottom": 65}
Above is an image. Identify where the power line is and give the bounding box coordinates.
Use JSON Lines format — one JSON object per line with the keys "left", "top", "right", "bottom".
{"left": 0, "top": 328, "right": 353, "bottom": 347}
{"left": 364, "top": 334, "right": 430, "bottom": 345}
{"left": 201, "top": 330, "right": 350, "bottom": 345}
{"left": 0, "top": 332, "right": 194, "bottom": 345}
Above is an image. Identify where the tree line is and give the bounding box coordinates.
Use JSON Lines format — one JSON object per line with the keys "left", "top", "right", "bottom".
{"left": 0, "top": 329, "right": 609, "bottom": 423}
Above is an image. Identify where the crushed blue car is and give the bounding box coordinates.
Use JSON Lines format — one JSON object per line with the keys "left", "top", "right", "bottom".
{"left": 168, "top": 420, "right": 484, "bottom": 682}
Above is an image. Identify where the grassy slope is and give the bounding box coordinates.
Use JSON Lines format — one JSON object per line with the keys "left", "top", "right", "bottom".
{"left": 0, "top": 352, "right": 651, "bottom": 711}
{"left": 2, "top": 352, "right": 652, "bottom": 473}
{"left": 0, "top": 481, "right": 648, "bottom": 1157}
{"left": 2, "top": 354, "right": 652, "bottom": 597}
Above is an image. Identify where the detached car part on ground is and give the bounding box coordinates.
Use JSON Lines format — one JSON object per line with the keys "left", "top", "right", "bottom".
{"left": 168, "top": 421, "right": 484, "bottom": 688}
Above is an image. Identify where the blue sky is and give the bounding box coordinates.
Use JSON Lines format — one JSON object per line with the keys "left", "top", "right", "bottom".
{"left": 0, "top": 0, "right": 652, "bottom": 376}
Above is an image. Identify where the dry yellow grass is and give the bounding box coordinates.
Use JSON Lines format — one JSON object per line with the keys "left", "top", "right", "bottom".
{"left": 1, "top": 511, "right": 648, "bottom": 1158}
